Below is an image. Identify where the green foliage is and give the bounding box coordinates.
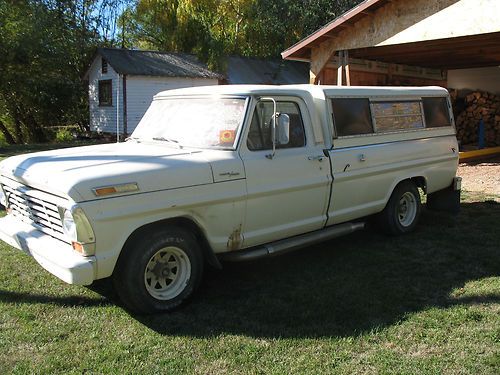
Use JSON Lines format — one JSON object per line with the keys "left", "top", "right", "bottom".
{"left": 54, "top": 128, "right": 75, "bottom": 143}
{"left": 124, "top": 0, "right": 363, "bottom": 70}
{"left": 0, "top": 1, "right": 133, "bottom": 144}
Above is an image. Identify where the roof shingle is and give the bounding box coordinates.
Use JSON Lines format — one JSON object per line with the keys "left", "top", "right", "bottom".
{"left": 97, "top": 48, "right": 223, "bottom": 79}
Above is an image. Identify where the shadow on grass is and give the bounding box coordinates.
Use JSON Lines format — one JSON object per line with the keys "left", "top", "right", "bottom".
{"left": 1, "top": 200, "right": 498, "bottom": 339}
{"left": 0, "top": 289, "right": 111, "bottom": 307}
{"left": 133, "top": 200, "right": 500, "bottom": 338}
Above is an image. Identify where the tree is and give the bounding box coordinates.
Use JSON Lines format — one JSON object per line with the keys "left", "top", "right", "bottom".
{"left": 0, "top": 0, "right": 130, "bottom": 144}
{"left": 124, "top": 0, "right": 362, "bottom": 70}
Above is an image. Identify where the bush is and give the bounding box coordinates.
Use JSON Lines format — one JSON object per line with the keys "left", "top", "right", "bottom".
{"left": 54, "top": 128, "right": 74, "bottom": 143}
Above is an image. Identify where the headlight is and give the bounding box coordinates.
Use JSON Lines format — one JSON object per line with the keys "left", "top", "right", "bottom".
{"left": 0, "top": 188, "right": 6, "bottom": 208}
{"left": 62, "top": 210, "right": 77, "bottom": 240}
{"left": 60, "top": 205, "right": 95, "bottom": 256}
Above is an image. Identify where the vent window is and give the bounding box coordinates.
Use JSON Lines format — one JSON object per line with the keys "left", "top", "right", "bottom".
{"left": 102, "top": 58, "right": 108, "bottom": 74}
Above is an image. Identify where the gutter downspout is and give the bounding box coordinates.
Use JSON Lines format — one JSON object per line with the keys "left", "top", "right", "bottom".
{"left": 123, "top": 74, "right": 128, "bottom": 137}
{"left": 116, "top": 73, "right": 120, "bottom": 143}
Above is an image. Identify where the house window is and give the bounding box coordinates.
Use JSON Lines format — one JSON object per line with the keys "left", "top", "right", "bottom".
{"left": 98, "top": 80, "right": 112, "bottom": 106}
{"left": 331, "top": 98, "right": 373, "bottom": 137}
{"left": 102, "top": 58, "right": 108, "bottom": 74}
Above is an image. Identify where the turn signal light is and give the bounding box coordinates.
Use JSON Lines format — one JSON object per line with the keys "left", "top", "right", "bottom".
{"left": 72, "top": 241, "right": 84, "bottom": 254}
{"left": 94, "top": 187, "right": 117, "bottom": 196}
{"left": 92, "top": 183, "right": 139, "bottom": 196}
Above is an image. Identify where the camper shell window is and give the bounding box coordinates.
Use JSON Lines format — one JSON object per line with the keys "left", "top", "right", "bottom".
{"left": 331, "top": 98, "right": 373, "bottom": 137}
{"left": 331, "top": 95, "right": 452, "bottom": 138}
{"left": 371, "top": 101, "right": 424, "bottom": 132}
{"left": 423, "top": 97, "right": 452, "bottom": 128}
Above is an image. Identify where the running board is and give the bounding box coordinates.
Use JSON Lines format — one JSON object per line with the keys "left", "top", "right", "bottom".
{"left": 221, "top": 222, "right": 365, "bottom": 262}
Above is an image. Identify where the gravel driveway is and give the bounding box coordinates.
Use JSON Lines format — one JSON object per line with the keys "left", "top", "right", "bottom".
{"left": 457, "top": 156, "right": 500, "bottom": 196}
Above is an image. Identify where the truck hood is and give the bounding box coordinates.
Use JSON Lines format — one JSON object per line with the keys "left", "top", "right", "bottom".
{"left": 0, "top": 142, "right": 214, "bottom": 202}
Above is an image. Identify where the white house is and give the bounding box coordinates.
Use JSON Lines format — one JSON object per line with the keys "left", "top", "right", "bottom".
{"left": 84, "top": 48, "right": 222, "bottom": 136}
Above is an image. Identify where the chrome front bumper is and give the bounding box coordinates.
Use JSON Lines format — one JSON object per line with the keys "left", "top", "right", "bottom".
{"left": 0, "top": 214, "right": 96, "bottom": 285}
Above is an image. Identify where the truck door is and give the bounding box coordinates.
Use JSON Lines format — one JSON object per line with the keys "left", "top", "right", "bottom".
{"left": 238, "top": 97, "right": 331, "bottom": 248}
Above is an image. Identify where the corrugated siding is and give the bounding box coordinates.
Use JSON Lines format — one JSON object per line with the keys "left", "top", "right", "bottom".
{"left": 126, "top": 76, "right": 218, "bottom": 133}
{"left": 88, "top": 57, "right": 124, "bottom": 133}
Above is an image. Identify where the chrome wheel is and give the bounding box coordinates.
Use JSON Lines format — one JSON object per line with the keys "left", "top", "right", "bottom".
{"left": 398, "top": 192, "right": 417, "bottom": 227}
{"left": 144, "top": 246, "right": 191, "bottom": 300}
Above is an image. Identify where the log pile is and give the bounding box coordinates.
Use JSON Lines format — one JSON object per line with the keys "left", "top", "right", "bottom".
{"left": 452, "top": 90, "right": 500, "bottom": 147}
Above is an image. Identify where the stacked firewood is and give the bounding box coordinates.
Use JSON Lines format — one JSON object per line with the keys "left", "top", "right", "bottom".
{"left": 452, "top": 90, "right": 500, "bottom": 146}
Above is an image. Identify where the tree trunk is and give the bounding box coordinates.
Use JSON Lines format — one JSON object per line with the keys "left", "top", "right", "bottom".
{"left": 0, "top": 120, "right": 16, "bottom": 144}
{"left": 13, "top": 115, "right": 24, "bottom": 144}
{"left": 24, "top": 114, "right": 47, "bottom": 143}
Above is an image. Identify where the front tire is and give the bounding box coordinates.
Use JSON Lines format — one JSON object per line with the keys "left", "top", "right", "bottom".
{"left": 378, "top": 181, "right": 421, "bottom": 235}
{"left": 113, "top": 226, "right": 204, "bottom": 314}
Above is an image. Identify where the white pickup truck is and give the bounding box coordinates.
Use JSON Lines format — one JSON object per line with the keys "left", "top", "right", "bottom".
{"left": 0, "top": 85, "right": 460, "bottom": 313}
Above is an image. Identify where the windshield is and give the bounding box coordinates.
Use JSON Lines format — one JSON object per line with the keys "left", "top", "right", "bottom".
{"left": 132, "top": 97, "right": 248, "bottom": 149}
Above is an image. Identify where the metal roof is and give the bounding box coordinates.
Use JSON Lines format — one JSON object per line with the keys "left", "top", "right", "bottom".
{"left": 94, "top": 48, "right": 223, "bottom": 79}
{"left": 225, "top": 56, "right": 309, "bottom": 84}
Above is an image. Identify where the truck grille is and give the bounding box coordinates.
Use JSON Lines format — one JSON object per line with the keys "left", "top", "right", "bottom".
{"left": 2, "top": 180, "right": 68, "bottom": 242}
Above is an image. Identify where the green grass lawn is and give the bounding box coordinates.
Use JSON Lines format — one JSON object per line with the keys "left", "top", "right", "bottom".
{"left": 0, "top": 145, "right": 499, "bottom": 374}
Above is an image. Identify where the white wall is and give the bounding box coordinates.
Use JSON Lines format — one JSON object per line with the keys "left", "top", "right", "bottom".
{"left": 448, "top": 66, "right": 500, "bottom": 95}
{"left": 126, "top": 76, "right": 218, "bottom": 133}
{"left": 88, "top": 57, "right": 124, "bottom": 134}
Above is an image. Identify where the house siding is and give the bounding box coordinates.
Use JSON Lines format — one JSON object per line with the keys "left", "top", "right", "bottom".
{"left": 88, "top": 54, "right": 219, "bottom": 135}
{"left": 88, "top": 57, "right": 124, "bottom": 133}
{"left": 125, "top": 76, "right": 218, "bottom": 133}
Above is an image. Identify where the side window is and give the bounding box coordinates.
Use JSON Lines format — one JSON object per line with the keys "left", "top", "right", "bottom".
{"left": 98, "top": 80, "right": 112, "bottom": 106}
{"left": 422, "top": 97, "right": 451, "bottom": 128}
{"left": 371, "top": 101, "right": 424, "bottom": 132}
{"left": 331, "top": 98, "right": 373, "bottom": 137}
{"left": 247, "top": 101, "right": 306, "bottom": 151}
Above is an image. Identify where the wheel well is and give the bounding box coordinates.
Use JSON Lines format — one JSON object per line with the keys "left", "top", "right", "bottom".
{"left": 120, "top": 217, "right": 222, "bottom": 271}
{"left": 410, "top": 176, "right": 427, "bottom": 193}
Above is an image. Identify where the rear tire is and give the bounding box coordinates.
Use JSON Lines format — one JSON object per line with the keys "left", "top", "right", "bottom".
{"left": 378, "top": 181, "right": 421, "bottom": 235}
{"left": 113, "top": 226, "right": 204, "bottom": 314}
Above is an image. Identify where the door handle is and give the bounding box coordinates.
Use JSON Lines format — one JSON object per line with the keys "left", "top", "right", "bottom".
{"left": 308, "top": 155, "right": 324, "bottom": 161}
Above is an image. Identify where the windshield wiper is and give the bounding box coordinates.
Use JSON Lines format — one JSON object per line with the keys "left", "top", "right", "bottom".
{"left": 152, "top": 137, "right": 183, "bottom": 148}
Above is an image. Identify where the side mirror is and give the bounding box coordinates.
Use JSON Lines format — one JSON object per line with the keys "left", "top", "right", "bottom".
{"left": 276, "top": 114, "right": 290, "bottom": 145}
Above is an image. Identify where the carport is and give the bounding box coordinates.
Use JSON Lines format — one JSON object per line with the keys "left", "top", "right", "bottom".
{"left": 281, "top": 0, "right": 500, "bottom": 150}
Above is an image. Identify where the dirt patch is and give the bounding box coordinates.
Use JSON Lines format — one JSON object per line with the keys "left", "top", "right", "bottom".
{"left": 457, "top": 156, "right": 500, "bottom": 196}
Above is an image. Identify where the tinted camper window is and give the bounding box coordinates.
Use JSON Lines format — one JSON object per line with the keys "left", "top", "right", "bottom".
{"left": 423, "top": 97, "right": 451, "bottom": 128}
{"left": 331, "top": 98, "right": 373, "bottom": 137}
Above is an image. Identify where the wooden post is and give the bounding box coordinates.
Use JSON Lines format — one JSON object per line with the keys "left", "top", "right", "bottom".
{"left": 309, "top": 43, "right": 338, "bottom": 84}
{"left": 345, "top": 50, "right": 351, "bottom": 86}
{"left": 337, "top": 50, "right": 344, "bottom": 86}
